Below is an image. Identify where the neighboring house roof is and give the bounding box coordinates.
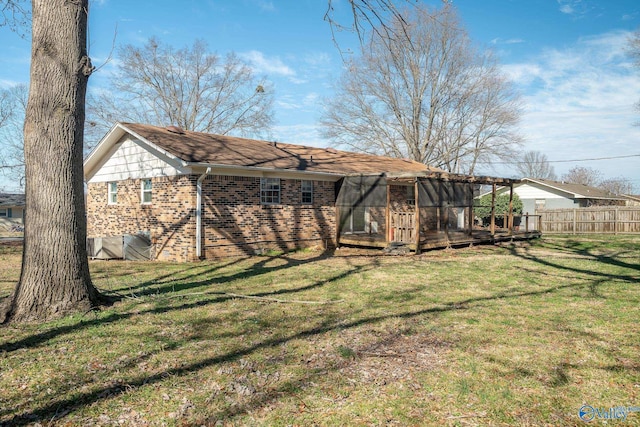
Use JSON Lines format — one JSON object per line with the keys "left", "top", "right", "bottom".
{"left": 85, "top": 122, "right": 435, "bottom": 179}
{"left": 622, "top": 194, "right": 640, "bottom": 203}
{"left": 0, "top": 193, "right": 25, "bottom": 207}
{"left": 478, "top": 178, "right": 626, "bottom": 201}
{"left": 522, "top": 178, "right": 626, "bottom": 201}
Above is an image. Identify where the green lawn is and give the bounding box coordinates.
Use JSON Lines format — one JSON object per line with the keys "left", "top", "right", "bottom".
{"left": 0, "top": 235, "right": 639, "bottom": 426}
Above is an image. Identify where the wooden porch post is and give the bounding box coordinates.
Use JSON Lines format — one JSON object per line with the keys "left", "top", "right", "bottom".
{"left": 386, "top": 180, "right": 391, "bottom": 243}
{"left": 508, "top": 182, "right": 514, "bottom": 235}
{"left": 443, "top": 180, "right": 450, "bottom": 245}
{"left": 467, "top": 184, "right": 474, "bottom": 237}
{"left": 335, "top": 205, "right": 341, "bottom": 248}
{"left": 490, "top": 183, "right": 496, "bottom": 237}
{"left": 415, "top": 178, "right": 421, "bottom": 254}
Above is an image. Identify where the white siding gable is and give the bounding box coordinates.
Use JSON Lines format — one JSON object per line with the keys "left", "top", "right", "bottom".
{"left": 88, "top": 135, "right": 191, "bottom": 183}
{"left": 514, "top": 183, "right": 568, "bottom": 200}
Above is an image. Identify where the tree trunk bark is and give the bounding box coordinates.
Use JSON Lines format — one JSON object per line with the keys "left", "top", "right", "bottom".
{"left": 1, "top": 0, "right": 105, "bottom": 323}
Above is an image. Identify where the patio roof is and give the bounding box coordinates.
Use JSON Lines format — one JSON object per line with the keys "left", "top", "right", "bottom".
{"left": 350, "top": 171, "right": 521, "bottom": 185}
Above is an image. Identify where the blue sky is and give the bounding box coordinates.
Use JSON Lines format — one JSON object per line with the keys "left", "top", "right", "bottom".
{"left": 1, "top": 0, "right": 640, "bottom": 191}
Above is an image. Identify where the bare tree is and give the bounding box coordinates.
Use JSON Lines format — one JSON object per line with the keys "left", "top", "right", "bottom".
{"left": 629, "top": 29, "right": 640, "bottom": 117}
{"left": 0, "top": 84, "right": 28, "bottom": 187}
{"left": 86, "top": 38, "right": 274, "bottom": 146}
{"left": 0, "top": 88, "right": 13, "bottom": 128}
{"left": 515, "top": 151, "right": 556, "bottom": 180}
{"left": 0, "top": 0, "right": 28, "bottom": 35}
{"left": 0, "top": 0, "right": 417, "bottom": 323}
{"left": 561, "top": 166, "right": 602, "bottom": 187}
{"left": 1, "top": 0, "right": 106, "bottom": 323}
{"left": 320, "top": 4, "right": 522, "bottom": 174}
{"left": 599, "top": 177, "right": 634, "bottom": 195}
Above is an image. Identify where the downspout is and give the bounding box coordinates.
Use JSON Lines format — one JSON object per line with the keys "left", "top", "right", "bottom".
{"left": 196, "top": 167, "right": 211, "bottom": 259}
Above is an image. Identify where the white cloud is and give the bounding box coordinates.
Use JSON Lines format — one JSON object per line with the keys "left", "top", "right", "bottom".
{"left": 303, "top": 92, "right": 320, "bottom": 106}
{"left": 256, "top": 1, "right": 275, "bottom": 12}
{"left": 557, "top": 0, "right": 592, "bottom": 18}
{"left": 559, "top": 4, "right": 574, "bottom": 15}
{"left": 502, "top": 30, "right": 640, "bottom": 184}
{"left": 0, "top": 79, "right": 23, "bottom": 89}
{"left": 288, "top": 77, "right": 309, "bottom": 85}
{"left": 304, "top": 52, "right": 332, "bottom": 66}
{"left": 272, "top": 124, "right": 326, "bottom": 147}
{"left": 491, "top": 38, "right": 525, "bottom": 45}
{"left": 239, "top": 50, "right": 295, "bottom": 77}
{"left": 276, "top": 97, "right": 301, "bottom": 110}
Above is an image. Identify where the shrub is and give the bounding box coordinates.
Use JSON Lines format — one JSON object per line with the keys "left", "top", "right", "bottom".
{"left": 474, "top": 193, "right": 523, "bottom": 218}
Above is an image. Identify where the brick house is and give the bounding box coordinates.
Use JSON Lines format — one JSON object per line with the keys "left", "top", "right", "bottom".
{"left": 84, "top": 122, "right": 432, "bottom": 261}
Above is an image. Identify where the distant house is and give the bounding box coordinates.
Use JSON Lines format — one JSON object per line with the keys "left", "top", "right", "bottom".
{"left": 486, "top": 178, "right": 626, "bottom": 215}
{"left": 622, "top": 194, "right": 640, "bottom": 207}
{"left": 0, "top": 193, "right": 25, "bottom": 229}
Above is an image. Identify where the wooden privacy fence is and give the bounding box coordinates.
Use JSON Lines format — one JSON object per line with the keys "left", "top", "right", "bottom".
{"left": 539, "top": 207, "right": 640, "bottom": 234}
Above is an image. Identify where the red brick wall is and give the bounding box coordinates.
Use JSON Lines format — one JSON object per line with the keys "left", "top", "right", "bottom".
{"left": 87, "top": 174, "right": 337, "bottom": 261}
{"left": 201, "top": 176, "right": 336, "bottom": 258}
{"left": 87, "top": 175, "right": 197, "bottom": 262}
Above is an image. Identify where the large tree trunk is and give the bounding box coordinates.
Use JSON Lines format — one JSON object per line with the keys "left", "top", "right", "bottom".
{"left": 1, "top": 0, "right": 105, "bottom": 323}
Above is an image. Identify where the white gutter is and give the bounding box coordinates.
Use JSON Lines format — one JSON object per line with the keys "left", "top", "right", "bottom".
{"left": 196, "top": 167, "right": 211, "bottom": 259}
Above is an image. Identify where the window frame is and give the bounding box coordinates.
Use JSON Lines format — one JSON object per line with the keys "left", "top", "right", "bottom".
{"left": 301, "top": 180, "right": 313, "bottom": 205}
{"left": 343, "top": 206, "right": 367, "bottom": 234}
{"left": 260, "top": 177, "right": 281, "bottom": 205}
{"left": 108, "top": 182, "right": 118, "bottom": 205}
{"left": 406, "top": 185, "right": 415, "bottom": 205}
{"left": 0, "top": 208, "right": 6, "bottom": 217}
{"left": 141, "top": 179, "right": 152, "bottom": 205}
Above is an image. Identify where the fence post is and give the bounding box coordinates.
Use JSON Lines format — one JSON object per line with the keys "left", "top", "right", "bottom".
{"left": 490, "top": 183, "right": 496, "bottom": 236}
{"left": 538, "top": 214, "right": 542, "bottom": 232}
{"left": 414, "top": 178, "right": 421, "bottom": 254}
{"left": 572, "top": 209, "right": 576, "bottom": 235}
{"left": 525, "top": 212, "right": 529, "bottom": 233}
{"left": 614, "top": 207, "right": 618, "bottom": 235}
{"left": 508, "top": 183, "right": 514, "bottom": 235}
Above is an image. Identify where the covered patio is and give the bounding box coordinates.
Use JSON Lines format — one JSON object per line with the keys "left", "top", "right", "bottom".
{"left": 335, "top": 171, "right": 541, "bottom": 253}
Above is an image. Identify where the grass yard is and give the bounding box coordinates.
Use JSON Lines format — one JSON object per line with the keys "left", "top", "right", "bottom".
{"left": 0, "top": 235, "right": 639, "bottom": 426}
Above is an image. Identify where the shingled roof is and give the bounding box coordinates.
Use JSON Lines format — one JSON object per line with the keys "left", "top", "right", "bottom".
{"left": 524, "top": 178, "right": 626, "bottom": 200}
{"left": 0, "top": 193, "right": 25, "bottom": 207}
{"left": 120, "top": 123, "right": 435, "bottom": 176}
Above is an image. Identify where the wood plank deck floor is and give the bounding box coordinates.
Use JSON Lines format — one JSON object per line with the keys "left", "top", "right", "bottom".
{"left": 338, "top": 229, "right": 542, "bottom": 251}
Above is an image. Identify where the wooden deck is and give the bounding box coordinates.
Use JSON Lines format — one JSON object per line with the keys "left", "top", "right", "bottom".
{"left": 338, "top": 229, "right": 541, "bottom": 252}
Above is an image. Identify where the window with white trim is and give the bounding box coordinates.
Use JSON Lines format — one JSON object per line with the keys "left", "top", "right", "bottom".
{"left": 0, "top": 208, "right": 6, "bottom": 217}
{"left": 108, "top": 182, "right": 118, "bottom": 204}
{"left": 261, "top": 178, "right": 280, "bottom": 205}
{"left": 141, "top": 179, "right": 152, "bottom": 204}
{"left": 301, "top": 180, "right": 313, "bottom": 204}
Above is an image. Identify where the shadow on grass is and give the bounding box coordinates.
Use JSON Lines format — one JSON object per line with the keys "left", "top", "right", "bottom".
{"left": 0, "top": 249, "right": 346, "bottom": 354}
{"left": 4, "top": 274, "right": 630, "bottom": 425}
{"left": 506, "top": 239, "right": 639, "bottom": 286}
{"left": 3, "top": 238, "right": 639, "bottom": 424}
